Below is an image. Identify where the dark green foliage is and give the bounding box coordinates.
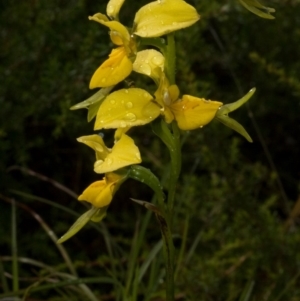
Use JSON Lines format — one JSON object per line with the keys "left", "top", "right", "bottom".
{"left": 0, "top": 0, "right": 300, "bottom": 300}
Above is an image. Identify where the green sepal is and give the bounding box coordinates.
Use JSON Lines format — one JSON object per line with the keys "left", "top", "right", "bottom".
{"left": 90, "top": 206, "right": 108, "bottom": 222}
{"left": 218, "top": 88, "right": 256, "bottom": 115}
{"left": 216, "top": 114, "right": 253, "bottom": 142}
{"left": 128, "top": 165, "right": 165, "bottom": 206}
{"left": 87, "top": 101, "right": 101, "bottom": 122}
{"left": 70, "top": 86, "right": 114, "bottom": 110}
{"left": 238, "top": 0, "right": 275, "bottom": 19}
{"left": 57, "top": 206, "right": 107, "bottom": 243}
{"left": 216, "top": 88, "right": 255, "bottom": 142}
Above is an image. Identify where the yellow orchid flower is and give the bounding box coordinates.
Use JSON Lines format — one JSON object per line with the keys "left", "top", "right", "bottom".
{"left": 94, "top": 88, "right": 161, "bottom": 130}
{"left": 78, "top": 172, "right": 124, "bottom": 208}
{"left": 106, "top": 0, "right": 125, "bottom": 20}
{"left": 154, "top": 72, "right": 223, "bottom": 130}
{"left": 134, "top": 0, "right": 200, "bottom": 38}
{"left": 89, "top": 12, "right": 136, "bottom": 89}
{"left": 77, "top": 133, "right": 141, "bottom": 173}
{"left": 133, "top": 49, "right": 165, "bottom": 84}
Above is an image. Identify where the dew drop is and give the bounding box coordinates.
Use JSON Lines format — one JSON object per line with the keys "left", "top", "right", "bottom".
{"left": 125, "top": 102, "right": 133, "bottom": 109}
{"left": 101, "top": 78, "right": 106, "bottom": 83}
{"left": 124, "top": 89, "right": 129, "bottom": 94}
{"left": 110, "top": 99, "right": 116, "bottom": 104}
{"left": 152, "top": 55, "right": 164, "bottom": 65}
{"left": 100, "top": 120, "right": 104, "bottom": 124}
{"left": 124, "top": 113, "right": 136, "bottom": 121}
{"left": 172, "top": 22, "right": 177, "bottom": 26}
{"left": 106, "top": 158, "right": 113, "bottom": 165}
{"left": 199, "top": 125, "right": 203, "bottom": 128}
{"left": 161, "top": 21, "right": 164, "bottom": 25}
{"left": 120, "top": 121, "right": 127, "bottom": 128}
{"left": 95, "top": 159, "right": 104, "bottom": 168}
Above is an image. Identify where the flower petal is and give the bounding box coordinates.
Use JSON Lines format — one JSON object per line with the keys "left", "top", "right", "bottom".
{"left": 107, "top": 0, "right": 126, "bottom": 19}
{"left": 78, "top": 179, "right": 114, "bottom": 207}
{"left": 77, "top": 134, "right": 110, "bottom": 161}
{"left": 94, "top": 134, "right": 141, "bottom": 173}
{"left": 90, "top": 47, "right": 133, "bottom": 89}
{"left": 89, "top": 13, "right": 130, "bottom": 43}
{"left": 95, "top": 88, "right": 161, "bottom": 129}
{"left": 134, "top": 0, "right": 200, "bottom": 38}
{"left": 171, "top": 95, "right": 222, "bottom": 130}
{"left": 133, "top": 49, "right": 165, "bottom": 83}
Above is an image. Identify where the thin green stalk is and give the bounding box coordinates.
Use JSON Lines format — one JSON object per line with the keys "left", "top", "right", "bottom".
{"left": 11, "top": 198, "right": 19, "bottom": 292}
{"left": 167, "top": 121, "right": 181, "bottom": 219}
{"left": 165, "top": 34, "right": 176, "bottom": 85}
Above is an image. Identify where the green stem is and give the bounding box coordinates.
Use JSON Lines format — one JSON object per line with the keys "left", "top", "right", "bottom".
{"left": 167, "top": 121, "right": 181, "bottom": 221}
{"left": 155, "top": 213, "right": 174, "bottom": 301}
{"left": 165, "top": 34, "right": 176, "bottom": 85}
{"left": 162, "top": 33, "right": 179, "bottom": 301}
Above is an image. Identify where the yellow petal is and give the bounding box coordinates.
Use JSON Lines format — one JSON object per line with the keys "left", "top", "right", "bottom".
{"left": 94, "top": 134, "right": 141, "bottom": 173}
{"left": 90, "top": 47, "right": 133, "bottom": 89}
{"left": 78, "top": 179, "right": 114, "bottom": 207}
{"left": 107, "top": 0, "right": 125, "bottom": 19}
{"left": 114, "top": 127, "right": 131, "bottom": 141}
{"left": 95, "top": 88, "right": 161, "bottom": 129}
{"left": 77, "top": 134, "right": 110, "bottom": 161}
{"left": 171, "top": 95, "right": 223, "bottom": 130}
{"left": 134, "top": 0, "right": 200, "bottom": 38}
{"left": 89, "top": 13, "right": 130, "bottom": 43}
{"left": 133, "top": 49, "right": 165, "bottom": 83}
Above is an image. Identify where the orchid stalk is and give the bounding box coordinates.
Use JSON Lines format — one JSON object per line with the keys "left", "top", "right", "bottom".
{"left": 58, "top": 0, "right": 257, "bottom": 300}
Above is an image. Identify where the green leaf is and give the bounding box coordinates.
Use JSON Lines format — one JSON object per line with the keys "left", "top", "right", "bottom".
{"left": 216, "top": 114, "right": 253, "bottom": 142}
{"left": 128, "top": 165, "right": 165, "bottom": 206}
{"left": 238, "top": 0, "right": 275, "bottom": 19}
{"left": 57, "top": 206, "right": 105, "bottom": 243}
{"left": 70, "top": 86, "right": 114, "bottom": 110}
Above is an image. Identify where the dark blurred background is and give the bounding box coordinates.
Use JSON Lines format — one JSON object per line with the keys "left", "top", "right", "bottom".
{"left": 1, "top": 0, "right": 300, "bottom": 299}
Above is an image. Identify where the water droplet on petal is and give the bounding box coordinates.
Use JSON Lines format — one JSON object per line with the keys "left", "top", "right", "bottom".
{"left": 101, "top": 78, "right": 106, "bottom": 83}
{"left": 126, "top": 102, "right": 133, "bottom": 109}
{"left": 95, "top": 159, "right": 104, "bottom": 168}
{"left": 152, "top": 55, "right": 164, "bottom": 66}
{"left": 199, "top": 125, "right": 203, "bottom": 128}
{"left": 140, "top": 64, "right": 151, "bottom": 75}
{"left": 120, "top": 121, "right": 127, "bottom": 128}
{"left": 106, "top": 158, "right": 113, "bottom": 165}
{"left": 172, "top": 22, "right": 178, "bottom": 26}
{"left": 124, "top": 113, "right": 136, "bottom": 121}
{"left": 110, "top": 99, "right": 116, "bottom": 104}
{"left": 125, "top": 89, "right": 129, "bottom": 94}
